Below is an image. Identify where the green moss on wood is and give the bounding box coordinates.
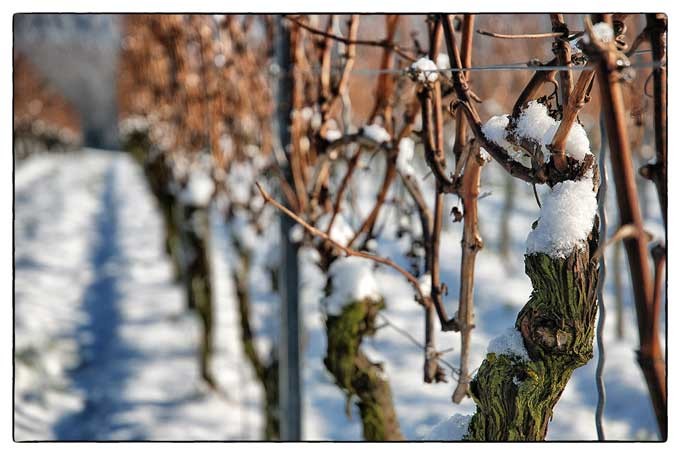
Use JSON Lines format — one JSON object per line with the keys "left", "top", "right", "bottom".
{"left": 324, "top": 298, "right": 403, "bottom": 441}
{"left": 465, "top": 242, "right": 599, "bottom": 441}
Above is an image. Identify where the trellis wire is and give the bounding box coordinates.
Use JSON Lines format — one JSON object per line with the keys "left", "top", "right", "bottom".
{"left": 595, "top": 112, "right": 608, "bottom": 441}
{"left": 266, "top": 50, "right": 660, "bottom": 78}
{"left": 354, "top": 59, "right": 661, "bottom": 75}
{"left": 377, "top": 313, "right": 461, "bottom": 380}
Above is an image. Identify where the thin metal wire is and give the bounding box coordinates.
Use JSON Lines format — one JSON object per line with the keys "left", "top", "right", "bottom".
{"left": 377, "top": 313, "right": 460, "bottom": 378}
{"left": 595, "top": 113, "right": 608, "bottom": 441}
{"left": 353, "top": 59, "right": 661, "bottom": 75}
{"left": 267, "top": 50, "right": 659, "bottom": 78}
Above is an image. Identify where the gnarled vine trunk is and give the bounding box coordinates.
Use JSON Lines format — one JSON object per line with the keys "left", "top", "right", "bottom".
{"left": 324, "top": 297, "right": 403, "bottom": 441}
{"left": 465, "top": 231, "right": 599, "bottom": 441}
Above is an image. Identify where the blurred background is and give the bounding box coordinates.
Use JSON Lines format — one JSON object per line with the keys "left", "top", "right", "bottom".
{"left": 13, "top": 14, "right": 665, "bottom": 442}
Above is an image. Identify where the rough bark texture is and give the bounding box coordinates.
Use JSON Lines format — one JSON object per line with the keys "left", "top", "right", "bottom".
{"left": 465, "top": 230, "right": 599, "bottom": 441}
{"left": 182, "top": 204, "right": 215, "bottom": 387}
{"left": 231, "top": 237, "right": 280, "bottom": 440}
{"left": 324, "top": 297, "right": 403, "bottom": 441}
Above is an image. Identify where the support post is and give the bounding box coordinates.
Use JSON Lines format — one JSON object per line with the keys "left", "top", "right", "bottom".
{"left": 275, "top": 15, "right": 302, "bottom": 441}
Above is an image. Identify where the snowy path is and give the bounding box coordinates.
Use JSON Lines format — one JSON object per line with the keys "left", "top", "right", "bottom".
{"left": 15, "top": 150, "right": 261, "bottom": 441}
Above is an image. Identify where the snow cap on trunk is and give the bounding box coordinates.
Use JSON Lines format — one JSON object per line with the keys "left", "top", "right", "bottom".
{"left": 526, "top": 175, "right": 597, "bottom": 259}
{"left": 487, "top": 327, "right": 530, "bottom": 362}
{"left": 326, "top": 257, "right": 381, "bottom": 314}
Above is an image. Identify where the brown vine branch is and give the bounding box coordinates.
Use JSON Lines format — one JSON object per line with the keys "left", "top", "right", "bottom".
{"left": 550, "top": 14, "right": 574, "bottom": 109}
{"left": 510, "top": 57, "right": 559, "bottom": 123}
{"left": 548, "top": 69, "right": 595, "bottom": 172}
{"left": 450, "top": 13, "right": 483, "bottom": 404}
{"left": 255, "top": 182, "right": 427, "bottom": 304}
{"left": 284, "top": 15, "right": 417, "bottom": 62}
{"left": 442, "top": 14, "right": 548, "bottom": 185}
{"left": 644, "top": 13, "right": 667, "bottom": 229}
{"left": 590, "top": 14, "right": 666, "bottom": 440}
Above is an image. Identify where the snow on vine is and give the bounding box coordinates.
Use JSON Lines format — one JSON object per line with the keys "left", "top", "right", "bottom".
{"left": 481, "top": 100, "right": 592, "bottom": 168}
{"left": 479, "top": 101, "right": 597, "bottom": 258}
{"left": 481, "top": 114, "right": 530, "bottom": 167}
{"left": 397, "top": 137, "right": 416, "bottom": 176}
{"left": 316, "top": 213, "right": 355, "bottom": 246}
{"left": 418, "top": 273, "right": 432, "bottom": 298}
{"left": 326, "top": 257, "right": 381, "bottom": 314}
{"left": 526, "top": 174, "right": 597, "bottom": 258}
{"left": 362, "top": 124, "right": 391, "bottom": 144}
{"left": 410, "top": 57, "right": 439, "bottom": 83}
{"left": 584, "top": 22, "right": 614, "bottom": 44}
{"left": 487, "top": 327, "right": 531, "bottom": 362}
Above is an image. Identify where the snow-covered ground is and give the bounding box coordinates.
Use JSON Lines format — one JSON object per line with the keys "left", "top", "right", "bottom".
{"left": 14, "top": 149, "right": 664, "bottom": 441}
{"left": 14, "top": 150, "right": 260, "bottom": 440}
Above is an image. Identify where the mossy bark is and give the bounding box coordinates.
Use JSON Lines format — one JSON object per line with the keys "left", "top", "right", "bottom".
{"left": 465, "top": 236, "right": 599, "bottom": 441}
{"left": 324, "top": 298, "right": 403, "bottom": 441}
{"left": 182, "top": 204, "right": 215, "bottom": 387}
{"left": 231, "top": 237, "right": 280, "bottom": 440}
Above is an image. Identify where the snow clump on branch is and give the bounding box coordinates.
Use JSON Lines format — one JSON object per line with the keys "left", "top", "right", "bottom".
{"left": 324, "top": 128, "right": 342, "bottom": 142}
{"left": 326, "top": 257, "right": 381, "bottom": 314}
{"left": 481, "top": 101, "right": 592, "bottom": 168}
{"left": 481, "top": 114, "right": 531, "bottom": 167}
{"left": 362, "top": 124, "right": 391, "bottom": 144}
{"left": 410, "top": 57, "right": 439, "bottom": 83}
{"left": 487, "top": 327, "right": 531, "bottom": 362}
{"left": 480, "top": 101, "right": 597, "bottom": 258}
{"left": 583, "top": 22, "right": 614, "bottom": 45}
{"left": 397, "top": 137, "right": 416, "bottom": 176}
{"left": 515, "top": 100, "right": 557, "bottom": 144}
{"left": 418, "top": 273, "right": 432, "bottom": 298}
{"left": 316, "top": 212, "right": 355, "bottom": 246}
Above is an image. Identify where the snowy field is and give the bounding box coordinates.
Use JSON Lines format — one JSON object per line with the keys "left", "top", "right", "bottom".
{"left": 14, "top": 148, "right": 664, "bottom": 441}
